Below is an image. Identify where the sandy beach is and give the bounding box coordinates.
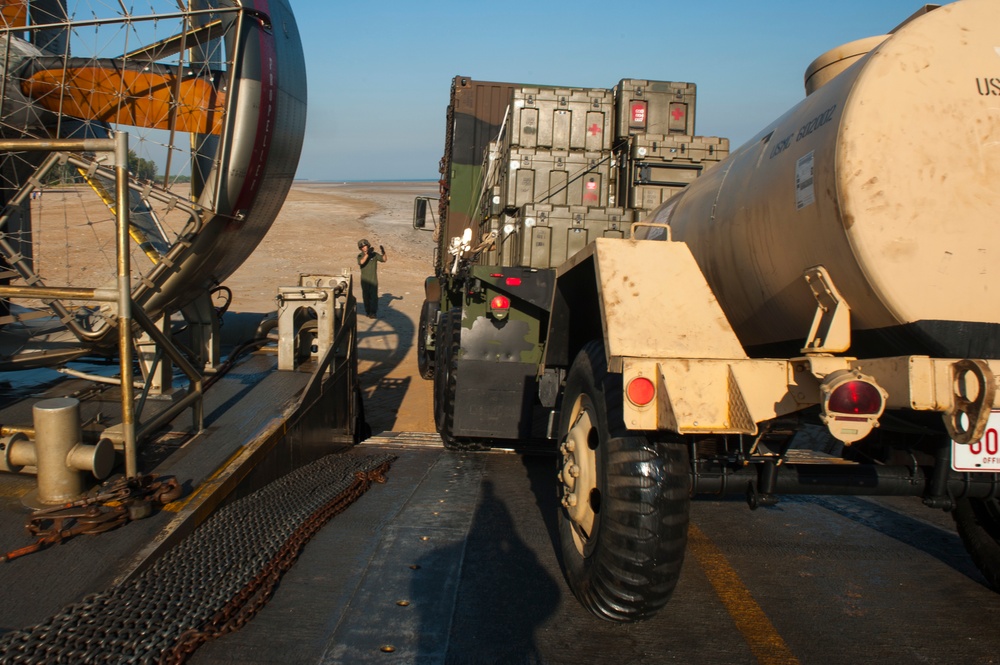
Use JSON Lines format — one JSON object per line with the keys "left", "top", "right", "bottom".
{"left": 6, "top": 180, "right": 440, "bottom": 436}
{"left": 222, "top": 181, "right": 440, "bottom": 435}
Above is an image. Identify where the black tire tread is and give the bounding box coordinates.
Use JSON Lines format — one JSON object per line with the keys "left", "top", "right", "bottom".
{"left": 417, "top": 300, "right": 438, "bottom": 381}
{"left": 558, "top": 339, "right": 690, "bottom": 622}
{"left": 954, "top": 497, "right": 1000, "bottom": 589}
{"left": 435, "top": 308, "right": 488, "bottom": 452}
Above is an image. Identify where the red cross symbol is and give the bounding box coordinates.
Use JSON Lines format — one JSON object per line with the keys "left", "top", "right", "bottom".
{"left": 588, "top": 123, "right": 602, "bottom": 136}
{"left": 671, "top": 106, "right": 686, "bottom": 121}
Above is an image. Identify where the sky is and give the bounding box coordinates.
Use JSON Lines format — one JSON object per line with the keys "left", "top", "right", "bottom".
{"left": 294, "top": 0, "right": 948, "bottom": 181}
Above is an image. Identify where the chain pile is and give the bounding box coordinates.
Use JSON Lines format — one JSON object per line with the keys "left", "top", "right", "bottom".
{"left": 3, "top": 475, "right": 182, "bottom": 563}
{"left": 0, "top": 453, "right": 395, "bottom": 664}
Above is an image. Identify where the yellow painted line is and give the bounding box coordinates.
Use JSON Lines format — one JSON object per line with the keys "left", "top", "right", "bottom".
{"left": 161, "top": 441, "right": 258, "bottom": 513}
{"left": 162, "top": 418, "right": 290, "bottom": 513}
{"left": 688, "top": 523, "right": 799, "bottom": 665}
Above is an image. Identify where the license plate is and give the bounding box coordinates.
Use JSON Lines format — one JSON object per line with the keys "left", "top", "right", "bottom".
{"left": 952, "top": 411, "right": 1000, "bottom": 472}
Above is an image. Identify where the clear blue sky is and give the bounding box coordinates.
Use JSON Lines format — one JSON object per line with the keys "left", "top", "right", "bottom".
{"left": 294, "top": 0, "right": 945, "bottom": 181}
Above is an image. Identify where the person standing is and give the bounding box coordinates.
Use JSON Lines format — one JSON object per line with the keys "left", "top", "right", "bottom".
{"left": 357, "top": 238, "right": 387, "bottom": 318}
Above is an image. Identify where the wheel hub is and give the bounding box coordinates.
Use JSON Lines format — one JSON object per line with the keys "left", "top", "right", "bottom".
{"left": 560, "top": 394, "right": 598, "bottom": 554}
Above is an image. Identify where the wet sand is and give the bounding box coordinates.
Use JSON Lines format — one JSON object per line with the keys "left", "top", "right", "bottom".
{"left": 222, "top": 181, "right": 439, "bottom": 435}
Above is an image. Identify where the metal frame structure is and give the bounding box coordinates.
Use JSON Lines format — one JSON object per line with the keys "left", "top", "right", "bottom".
{"left": 0, "top": 134, "right": 204, "bottom": 478}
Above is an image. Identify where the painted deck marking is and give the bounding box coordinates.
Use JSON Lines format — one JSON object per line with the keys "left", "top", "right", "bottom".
{"left": 688, "top": 523, "right": 799, "bottom": 665}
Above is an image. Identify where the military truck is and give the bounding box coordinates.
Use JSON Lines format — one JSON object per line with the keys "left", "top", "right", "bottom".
{"left": 416, "top": 0, "right": 1000, "bottom": 625}
{"left": 415, "top": 76, "right": 725, "bottom": 449}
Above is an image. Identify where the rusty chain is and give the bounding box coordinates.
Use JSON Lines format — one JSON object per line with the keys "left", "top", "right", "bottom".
{"left": 162, "top": 466, "right": 390, "bottom": 664}
{"left": 2, "top": 474, "right": 182, "bottom": 563}
{"left": 0, "top": 453, "right": 395, "bottom": 664}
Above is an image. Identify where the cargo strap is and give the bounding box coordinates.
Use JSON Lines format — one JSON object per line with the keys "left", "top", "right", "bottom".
{"left": 0, "top": 453, "right": 395, "bottom": 664}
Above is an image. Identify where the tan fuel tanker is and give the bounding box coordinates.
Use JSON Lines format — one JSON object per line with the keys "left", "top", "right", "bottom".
{"left": 640, "top": 0, "right": 1000, "bottom": 360}
{"left": 546, "top": 0, "right": 1000, "bottom": 624}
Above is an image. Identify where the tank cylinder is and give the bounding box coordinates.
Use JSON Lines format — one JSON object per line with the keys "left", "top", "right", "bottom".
{"left": 645, "top": 0, "right": 1000, "bottom": 359}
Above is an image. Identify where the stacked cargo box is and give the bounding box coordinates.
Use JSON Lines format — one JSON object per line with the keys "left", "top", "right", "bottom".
{"left": 614, "top": 79, "right": 697, "bottom": 138}
{"left": 517, "top": 205, "right": 630, "bottom": 269}
{"left": 475, "top": 77, "right": 729, "bottom": 268}
{"left": 620, "top": 134, "right": 730, "bottom": 218}
{"left": 611, "top": 79, "right": 729, "bottom": 220}
{"left": 492, "top": 85, "right": 631, "bottom": 268}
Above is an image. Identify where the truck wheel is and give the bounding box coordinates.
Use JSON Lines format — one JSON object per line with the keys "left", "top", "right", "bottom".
{"left": 417, "top": 300, "right": 438, "bottom": 380}
{"left": 954, "top": 497, "right": 1000, "bottom": 588}
{"left": 432, "top": 309, "right": 456, "bottom": 433}
{"left": 433, "top": 308, "right": 488, "bottom": 451}
{"left": 557, "top": 339, "right": 690, "bottom": 621}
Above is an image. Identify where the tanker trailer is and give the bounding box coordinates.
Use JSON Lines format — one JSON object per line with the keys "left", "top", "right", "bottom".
{"left": 543, "top": 0, "right": 1000, "bottom": 622}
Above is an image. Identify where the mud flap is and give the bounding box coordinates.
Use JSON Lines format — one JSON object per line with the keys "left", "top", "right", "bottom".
{"left": 451, "top": 359, "right": 538, "bottom": 439}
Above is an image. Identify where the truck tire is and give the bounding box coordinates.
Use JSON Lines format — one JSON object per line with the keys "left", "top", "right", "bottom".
{"left": 954, "top": 497, "right": 1000, "bottom": 589}
{"left": 557, "top": 339, "right": 690, "bottom": 621}
{"left": 432, "top": 309, "right": 456, "bottom": 433}
{"left": 417, "top": 300, "right": 439, "bottom": 380}
{"left": 433, "top": 308, "right": 488, "bottom": 451}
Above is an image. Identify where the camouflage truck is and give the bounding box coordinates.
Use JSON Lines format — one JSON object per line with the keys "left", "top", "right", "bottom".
{"left": 415, "top": 75, "right": 723, "bottom": 450}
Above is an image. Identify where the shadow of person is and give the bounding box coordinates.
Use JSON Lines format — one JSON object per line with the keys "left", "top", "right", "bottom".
{"left": 413, "top": 478, "right": 559, "bottom": 663}
{"left": 355, "top": 293, "right": 415, "bottom": 433}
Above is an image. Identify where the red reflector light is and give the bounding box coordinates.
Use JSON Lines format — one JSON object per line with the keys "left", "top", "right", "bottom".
{"left": 490, "top": 295, "right": 510, "bottom": 310}
{"left": 828, "top": 380, "right": 882, "bottom": 415}
{"left": 505, "top": 277, "right": 522, "bottom": 286}
{"left": 490, "top": 273, "right": 503, "bottom": 278}
{"left": 627, "top": 376, "right": 655, "bottom": 406}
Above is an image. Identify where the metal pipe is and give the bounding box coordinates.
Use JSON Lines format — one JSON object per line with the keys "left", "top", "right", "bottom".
{"left": 115, "top": 132, "right": 138, "bottom": 479}
{"left": 277, "top": 291, "right": 330, "bottom": 302}
{"left": 0, "top": 138, "right": 116, "bottom": 152}
{"left": 136, "top": 390, "right": 204, "bottom": 442}
{"left": 130, "top": 302, "right": 204, "bottom": 432}
{"left": 162, "top": 11, "right": 192, "bottom": 187}
{"left": 1, "top": 432, "right": 34, "bottom": 473}
{"left": 210, "top": 6, "right": 247, "bottom": 209}
{"left": 21, "top": 6, "right": 241, "bottom": 33}
{"left": 130, "top": 305, "right": 203, "bottom": 387}
{"left": 0, "top": 285, "right": 119, "bottom": 301}
{"left": 55, "top": 366, "right": 145, "bottom": 389}
{"left": 691, "top": 462, "right": 1000, "bottom": 501}
{"left": 1, "top": 426, "right": 34, "bottom": 438}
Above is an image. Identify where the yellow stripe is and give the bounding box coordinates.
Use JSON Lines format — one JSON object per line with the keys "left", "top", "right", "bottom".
{"left": 162, "top": 445, "right": 250, "bottom": 513}
{"left": 688, "top": 523, "right": 799, "bottom": 665}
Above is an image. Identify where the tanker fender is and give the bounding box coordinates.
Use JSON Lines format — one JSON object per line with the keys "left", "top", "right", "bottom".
{"left": 543, "top": 237, "right": 814, "bottom": 436}
{"left": 544, "top": 237, "right": 747, "bottom": 375}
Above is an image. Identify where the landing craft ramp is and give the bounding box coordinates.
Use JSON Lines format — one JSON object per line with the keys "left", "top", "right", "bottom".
{"left": 191, "top": 438, "right": 1000, "bottom": 665}
{"left": 5, "top": 423, "right": 1000, "bottom": 662}
{"left": 0, "top": 336, "right": 362, "bottom": 658}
